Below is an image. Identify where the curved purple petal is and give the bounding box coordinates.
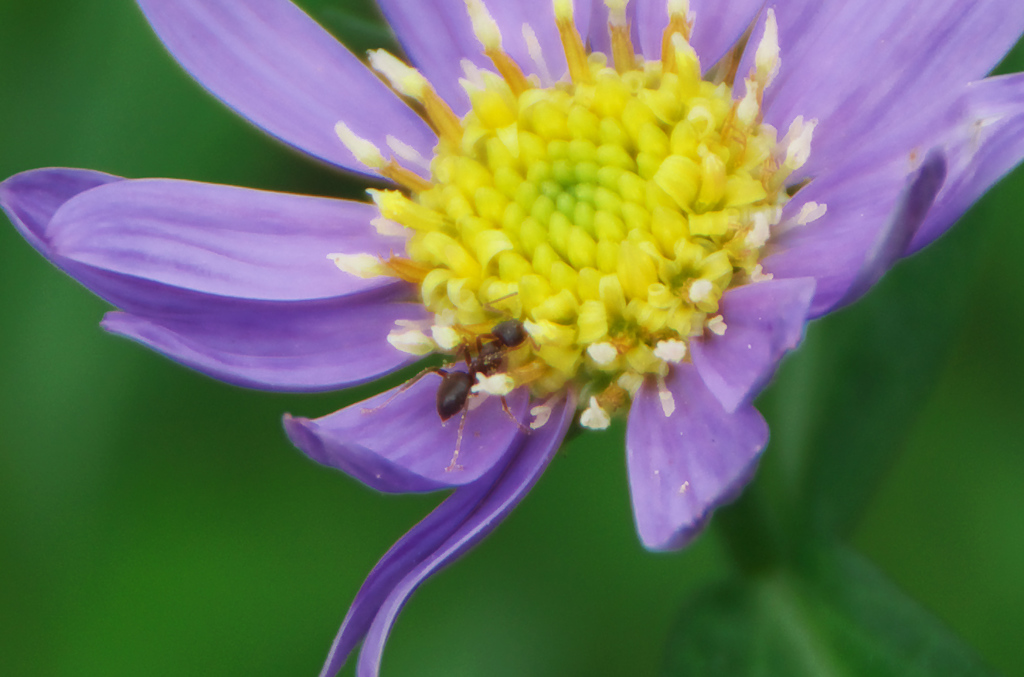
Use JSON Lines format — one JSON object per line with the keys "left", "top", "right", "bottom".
{"left": 318, "top": 467, "right": 495, "bottom": 677}
{"left": 284, "top": 378, "right": 533, "bottom": 493}
{"left": 347, "top": 393, "right": 575, "bottom": 677}
{"left": 0, "top": 168, "right": 122, "bottom": 258}
{"left": 761, "top": 0, "right": 1024, "bottom": 174}
{"left": 910, "top": 72, "right": 1024, "bottom": 253}
{"left": 834, "top": 149, "right": 946, "bottom": 309}
{"left": 763, "top": 145, "right": 944, "bottom": 317}
{"left": 377, "top": 0, "right": 592, "bottom": 112}
{"left": 690, "top": 277, "right": 816, "bottom": 413}
{"left": 38, "top": 177, "right": 400, "bottom": 301}
{"left": 135, "top": 0, "right": 436, "bottom": 176}
{"left": 101, "top": 292, "right": 426, "bottom": 391}
{"left": 635, "top": 0, "right": 763, "bottom": 68}
{"left": 625, "top": 364, "right": 768, "bottom": 551}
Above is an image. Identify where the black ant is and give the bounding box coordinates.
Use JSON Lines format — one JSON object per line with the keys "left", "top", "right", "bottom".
{"left": 433, "top": 318, "right": 531, "bottom": 471}
{"left": 366, "top": 319, "right": 531, "bottom": 472}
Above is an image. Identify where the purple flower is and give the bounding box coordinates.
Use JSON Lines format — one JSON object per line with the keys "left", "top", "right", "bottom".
{"left": 3, "top": 0, "right": 1024, "bottom": 675}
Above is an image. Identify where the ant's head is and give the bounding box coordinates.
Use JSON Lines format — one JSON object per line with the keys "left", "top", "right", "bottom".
{"left": 491, "top": 319, "right": 527, "bottom": 348}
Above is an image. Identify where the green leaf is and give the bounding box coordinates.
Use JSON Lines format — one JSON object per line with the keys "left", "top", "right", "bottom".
{"left": 295, "top": 0, "right": 399, "bottom": 54}
{"left": 663, "top": 546, "right": 1000, "bottom": 677}
{"left": 754, "top": 212, "right": 983, "bottom": 539}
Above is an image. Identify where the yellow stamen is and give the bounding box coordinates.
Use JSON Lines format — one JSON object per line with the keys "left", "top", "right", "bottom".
{"left": 554, "top": 0, "right": 591, "bottom": 83}
{"left": 383, "top": 160, "right": 434, "bottom": 193}
{"left": 464, "top": 0, "right": 532, "bottom": 94}
{"left": 661, "top": 0, "right": 693, "bottom": 72}
{"left": 604, "top": 0, "right": 635, "bottom": 73}
{"left": 333, "top": 122, "right": 431, "bottom": 191}
{"left": 368, "top": 49, "right": 464, "bottom": 145}
{"left": 340, "top": 2, "right": 807, "bottom": 424}
{"left": 422, "top": 89, "right": 467, "bottom": 147}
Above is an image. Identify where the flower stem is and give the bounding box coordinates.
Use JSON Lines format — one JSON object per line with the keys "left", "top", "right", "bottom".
{"left": 713, "top": 479, "right": 786, "bottom": 576}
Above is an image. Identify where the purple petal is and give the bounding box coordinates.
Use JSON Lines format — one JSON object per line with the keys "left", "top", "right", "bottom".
{"left": 377, "top": 0, "right": 592, "bottom": 111}
{"left": 38, "top": 177, "right": 402, "bottom": 301}
{"left": 0, "top": 168, "right": 122, "bottom": 258}
{"left": 319, "top": 466, "right": 496, "bottom": 677}
{"left": 47, "top": 177, "right": 400, "bottom": 301}
{"left": 4, "top": 169, "right": 424, "bottom": 391}
{"left": 834, "top": 150, "right": 946, "bottom": 308}
{"left": 284, "top": 377, "right": 534, "bottom": 493}
{"left": 101, "top": 292, "right": 426, "bottom": 391}
{"left": 910, "top": 72, "right": 1024, "bottom": 253}
{"left": 690, "top": 277, "right": 816, "bottom": 413}
{"left": 135, "top": 0, "right": 436, "bottom": 175}
{"left": 625, "top": 364, "right": 768, "bottom": 551}
{"left": 762, "top": 147, "right": 943, "bottom": 317}
{"left": 635, "top": 0, "right": 764, "bottom": 68}
{"left": 342, "top": 393, "right": 575, "bottom": 677}
{"left": 762, "top": 0, "right": 1024, "bottom": 174}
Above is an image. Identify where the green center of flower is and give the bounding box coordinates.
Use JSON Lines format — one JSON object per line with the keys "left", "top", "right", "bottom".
{"left": 335, "top": 0, "right": 814, "bottom": 426}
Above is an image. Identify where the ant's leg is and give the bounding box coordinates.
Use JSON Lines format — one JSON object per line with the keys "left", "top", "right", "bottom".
{"left": 445, "top": 406, "right": 469, "bottom": 472}
{"left": 360, "top": 366, "right": 446, "bottom": 415}
{"left": 481, "top": 291, "right": 519, "bottom": 314}
{"left": 499, "top": 396, "right": 532, "bottom": 434}
{"left": 455, "top": 342, "right": 471, "bottom": 369}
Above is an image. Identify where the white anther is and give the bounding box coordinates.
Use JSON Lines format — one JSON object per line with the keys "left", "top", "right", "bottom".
{"left": 334, "top": 122, "right": 385, "bottom": 169}
{"left": 460, "top": 59, "right": 487, "bottom": 88}
{"left": 667, "top": 0, "right": 689, "bottom": 17}
{"left": 688, "top": 278, "right": 713, "bottom": 303}
{"left": 580, "top": 396, "right": 611, "bottom": 430}
{"left": 754, "top": 9, "right": 780, "bottom": 87}
{"left": 328, "top": 252, "right": 387, "bottom": 278}
{"left": 587, "top": 342, "right": 619, "bottom": 365}
{"left": 371, "top": 217, "right": 407, "bottom": 238}
{"left": 750, "top": 264, "right": 774, "bottom": 283}
{"left": 796, "top": 201, "right": 828, "bottom": 225}
{"left": 436, "top": 308, "right": 459, "bottom": 327}
{"left": 522, "top": 24, "right": 553, "bottom": 84}
{"left": 736, "top": 78, "right": 760, "bottom": 127}
{"left": 394, "top": 318, "right": 431, "bottom": 330}
{"left": 678, "top": 481, "right": 690, "bottom": 494}
{"left": 783, "top": 116, "right": 817, "bottom": 171}
{"left": 657, "top": 376, "right": 676, "bottom": 417}
{"left": 745, "top": 211, "right": 771, "bottom": 248}
{"left": 368, "top": 49, "right": 428, "bottom": 98}
{"left": 707, "top": 315, "right": 727, "bottom": 336}
{"left": 617, "top": 371, "right": 644, "bottom": 396}
{"left": 671, "top": 33, "right": 699, "bottom": 66}
{"left": 654, "top": 339, "right": 687, "bottom": 363}
{"left": 465, "top": 0, "right": 502, "bottom": 49}
{"left": 386, "top": 327, "right": 435, "bottom": 356}
{"left": 386, "top": 135, "right": 431, "bottom": 172}
{"left": 472, "top": 372, "right": 516, "bottom": 396}
{"left": 523, "top": 319, "right": 561, "bottom": 344}
{"left": 604, "top": 0, "right": 628, "bottom": 27}
{"left": 529, "top": 403, "right": 553, "bottom": 429}
{"left": 431, "top": 325, "right": 461, "bottom": 351}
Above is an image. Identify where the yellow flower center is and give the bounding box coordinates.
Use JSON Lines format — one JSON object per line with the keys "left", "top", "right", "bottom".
{"left": 336, "top": 1, "right": 812, "bottom": 423}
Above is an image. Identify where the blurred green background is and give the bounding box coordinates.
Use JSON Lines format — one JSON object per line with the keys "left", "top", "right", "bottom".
{"left": 1, "top": 2, "right": 1022, "bottom": 675}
